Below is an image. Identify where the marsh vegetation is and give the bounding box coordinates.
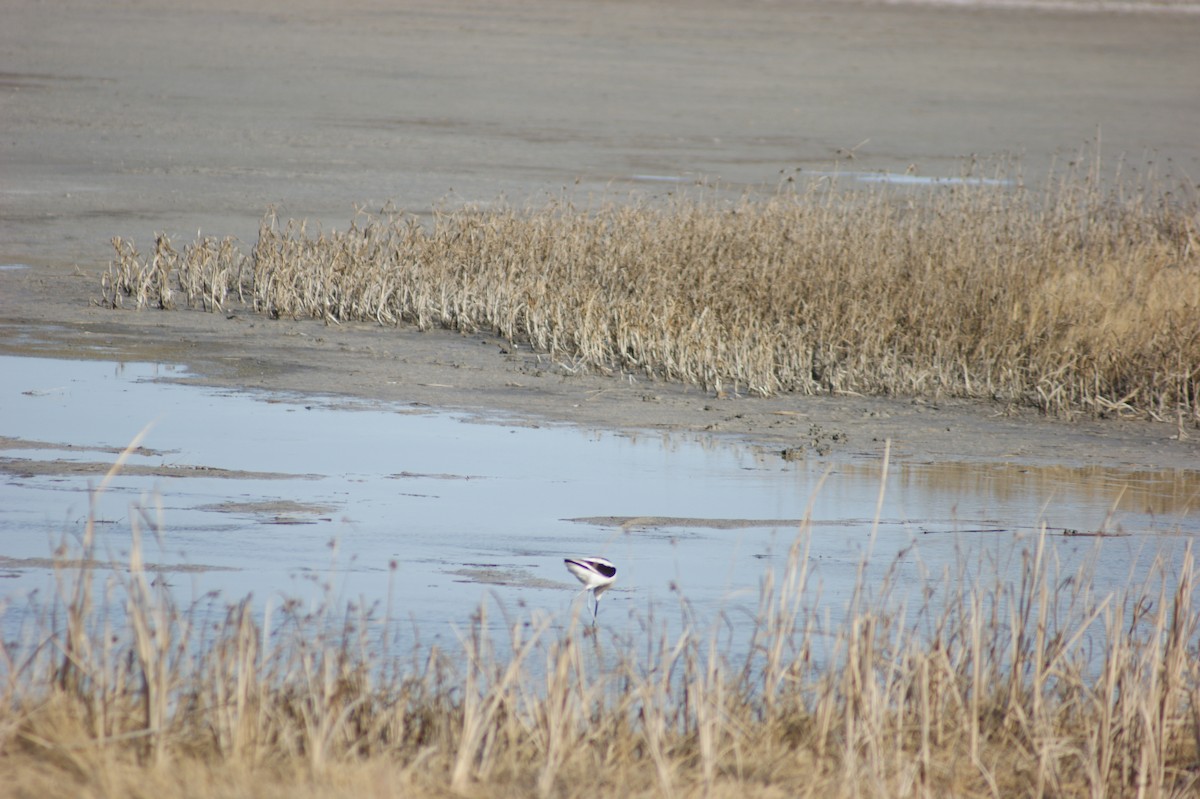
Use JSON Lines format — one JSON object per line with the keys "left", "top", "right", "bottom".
{"left": 2, "top": 441, "right": 1199, "bottom": 798}
{"left": 65, "top": 165, "right": 1200, "bottom": 794}
{"left": 99, "top": 160, "right": 1199, "bottom": 422}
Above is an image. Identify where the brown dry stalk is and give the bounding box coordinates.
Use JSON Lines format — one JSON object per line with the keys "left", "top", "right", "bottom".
{"left": 98, "top": 166, "right": 1200, "bottom": 420}
{"left": 3, "top": 468, "right": 1200, "bottom": 797}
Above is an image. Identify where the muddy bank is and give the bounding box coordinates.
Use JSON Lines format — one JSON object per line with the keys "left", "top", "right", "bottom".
{"left": 2, "top": 0, "right": 1198, "bottom": 473}
{"left": 3, "top": 275, "right": 1196, "bottom": 473}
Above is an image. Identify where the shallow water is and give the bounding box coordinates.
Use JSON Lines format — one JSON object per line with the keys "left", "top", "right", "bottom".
{"left": 1, "top": 354, "right": 1197, "bottom": 655}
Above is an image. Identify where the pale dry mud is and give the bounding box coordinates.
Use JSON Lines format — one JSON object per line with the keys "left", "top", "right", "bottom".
{"left": 1, "top": 0, "right": 1199, "bottom": 643}
{"left": 2, "top": 0, "right": 1199, "bottom": 470}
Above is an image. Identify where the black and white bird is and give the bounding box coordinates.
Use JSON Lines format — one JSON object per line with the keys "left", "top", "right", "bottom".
{"left": 563, "top": 556, "right": 617, "bottom": 624}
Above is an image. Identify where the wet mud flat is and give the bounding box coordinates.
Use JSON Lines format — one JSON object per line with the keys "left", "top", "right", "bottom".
{"left": 3, "top": 0, "right": 1198, "bottom": 481}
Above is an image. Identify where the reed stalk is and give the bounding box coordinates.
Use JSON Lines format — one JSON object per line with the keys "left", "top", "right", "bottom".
{"left": 98, "top": 161, "right": 1200, "bottom": 420}
{"left": 7, "top": 451, "right": 1200, "bottom": 796}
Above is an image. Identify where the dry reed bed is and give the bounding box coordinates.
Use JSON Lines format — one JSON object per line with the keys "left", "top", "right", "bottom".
{"left": 98, "top": 168, "right": 1200, "bottom": 419}
{"left": 2, "top": 451, "right": 1199, "bottom": 797}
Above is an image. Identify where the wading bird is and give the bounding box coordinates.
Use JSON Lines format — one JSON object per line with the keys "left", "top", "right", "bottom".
{"left": 563, "top": 556, "right": 616, "bottom": 624}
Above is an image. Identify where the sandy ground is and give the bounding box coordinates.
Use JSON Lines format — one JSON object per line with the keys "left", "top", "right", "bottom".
{"left": 2, "top": 0, "right": 1199, "bottom": 472}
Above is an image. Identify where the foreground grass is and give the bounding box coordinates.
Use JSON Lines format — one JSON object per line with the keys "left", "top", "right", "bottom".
{"left": 2, "top": 444, "right": 1199, "bottom": 798}
{"left": 98, "top": 160, "right": 1199, "bottom": 421}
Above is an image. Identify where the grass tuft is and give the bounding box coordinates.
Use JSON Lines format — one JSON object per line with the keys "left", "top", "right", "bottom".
{"left": 3, "top": 446, "right": 1199, "bottom": 797}
{"left": 98, "top": 160, "right": 1200, "bottom": 419}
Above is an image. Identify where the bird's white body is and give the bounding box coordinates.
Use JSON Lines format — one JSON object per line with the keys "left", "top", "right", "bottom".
{"left": 564, "top": 556, "right": 617, "bottom": 623}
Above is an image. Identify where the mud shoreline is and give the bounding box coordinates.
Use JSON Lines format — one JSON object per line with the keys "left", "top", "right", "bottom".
{"left": 3, "top": 0, "right": 1199, "bottom": 474}
{"left": 4, "top": 264, "right": 1196, "bottom": 473}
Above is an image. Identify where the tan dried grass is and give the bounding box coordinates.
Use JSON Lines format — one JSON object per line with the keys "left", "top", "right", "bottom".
{"left": 98, "top": 162, "right": 1200, "bottom": 420}
{"left": 2, "top": 443, "right": 1199, "bottom": 798}
{"left": 100, "top": 233, "right": 249, "bottom": 312}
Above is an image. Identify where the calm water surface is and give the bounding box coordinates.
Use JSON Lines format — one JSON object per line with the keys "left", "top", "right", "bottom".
{"left": 2, "top": 354, "right": 1196, "bottom": 654}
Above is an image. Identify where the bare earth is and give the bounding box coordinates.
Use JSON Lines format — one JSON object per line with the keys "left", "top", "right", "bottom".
{"left": 2, "top": 0, "right": 1199, "bottom": 472}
